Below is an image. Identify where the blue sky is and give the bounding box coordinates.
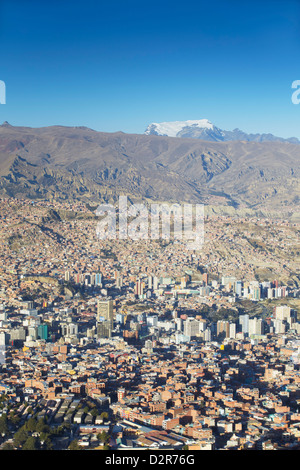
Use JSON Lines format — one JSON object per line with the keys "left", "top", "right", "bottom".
{"left": 1, "top": 0, "right": 300, "bottom": 138}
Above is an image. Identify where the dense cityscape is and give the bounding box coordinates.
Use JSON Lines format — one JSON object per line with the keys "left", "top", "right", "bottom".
{"left": 0, "top": 197, "right": 299, "bottom": 451}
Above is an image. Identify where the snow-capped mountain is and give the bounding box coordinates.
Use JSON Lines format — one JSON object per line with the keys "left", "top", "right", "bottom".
{"left": 145, "top": 119, "right": 214, "bottom": 136}
{"left": 145, "top": 119, "right": 225, "bottom": 141}
{"left": 145, "top": 119, "right": 300, "bottom": 144}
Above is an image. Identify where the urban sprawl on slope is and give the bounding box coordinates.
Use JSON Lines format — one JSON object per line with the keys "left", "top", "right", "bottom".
{"left": 0, "top": 197, "right": 299, "bottom": 450}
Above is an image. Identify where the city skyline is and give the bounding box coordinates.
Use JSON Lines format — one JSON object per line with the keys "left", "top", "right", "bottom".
{"left": 0, "top": 0, "right": 300, "bottom": 454}
{"left": 0, "top": 197, "right": 299, "bottom": 451}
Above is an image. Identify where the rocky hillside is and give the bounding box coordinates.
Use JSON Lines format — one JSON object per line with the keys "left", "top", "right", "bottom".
{"left": 0, "top": 122, "right": 299, "bottom": 219}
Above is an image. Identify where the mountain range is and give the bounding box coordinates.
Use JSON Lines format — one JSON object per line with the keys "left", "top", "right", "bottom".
{"left": 0, "top": 121, "right": 299, "bottom": 219}
{"left": 145, "top": 119, "right": 300, "bottom": 144}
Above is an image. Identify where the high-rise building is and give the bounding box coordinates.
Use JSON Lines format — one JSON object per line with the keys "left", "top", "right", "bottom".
{"left": 217, "top": 320, "right": 230, "bottom": 339}
{"left": 0, "top": 306, "right": 7, "bottom": 322}
{"left": 184, "top": 318, "right": 200, "bottom": 338}
{"left": 28, "top": 326, "right": 38, "bottom": 340}
{"left": 0, "top": 332, "right": 6, "bottom": 346}
{"left": 251, "top": 286, "right": 261, "bottom": 301}
{"left": 117, "top": 388, "right": 126, "bottom": 401}
{"left": 234, "top": 280, "right": 243, "bottom": 297}
{"left": 204, "top": 328, "right": 211, "bottom": 342}
{"left": 95, "top": 273, "right": 102, "bottom": 286}
{"left": 147, "top": 315, "right": 158, "bottom": 327}
{"left": 275, "top": 305, "right": 295, "bottom": 329}
{"left": 61, "top": 322, "right": 78, "bottom": 337}
{"left": 267, "top": 287, "right": 274, "bottom": 299}
{"left": 116, "top": 313, "right": 125, "bottom": 324}
{"left": 97, "top": 300, "right": 113, "bottom": 322}
{"left": 10, "top": 327, "right": 26, "bottom": 342}
{"left": 275, "top": 305, "right": 292, "bottom": 322}
{"left": 222, "top": 276, "right": 236, "bottom": 289}
{"left": 175, "top": 318, "right": 183, "bottom": 331}
{"left": 97, "top": 300, "right": 114, "bottom": 338}
{"left": 249, "top": 318, "right": 264, "bottom": 336}
{"left": 229, "top": 322, "right": 236, "bottom": 338}
{"left": 97, "top": 321, "right": 112, "bottom": 339}
{"left": 239, "top": 314, "right": 249, "bottom": 335}
{"left": 134, "top": 280, "right": 145, "bottom": 297}
{"left": 271, "top": 319, "right": 286, "bottom": 334}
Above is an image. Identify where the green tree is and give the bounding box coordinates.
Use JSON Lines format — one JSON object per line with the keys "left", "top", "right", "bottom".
{"left": 0, "top": 414, "right": 8, "bottom": 435}
{"left": 97, "top": 430, "right": 110, "bottom": 444}
{"left": 68, "top": 439, "right": 82, "bottom": 450}
{"left": 23, "top": 436, "right": 39, "bottom": 450}
{"left": 9, "top": 412, "right": 20, "bottom": 426}
{"left": 24, "top": 416, "right": 37, "bottom": 432}
{"left": 41, "top": 435, "right": 53, "bottom": 450}
{"left": 36, "top": 418, "right": 50, "bottom": 434}
{"left": 56, "top": 424, "right": 65, "bottom": 435}
{"left": 100, "top": 411, "right": 108, "bottom": 421}
{"left": 13, "top": 427, "right": 28, "bottom": 447}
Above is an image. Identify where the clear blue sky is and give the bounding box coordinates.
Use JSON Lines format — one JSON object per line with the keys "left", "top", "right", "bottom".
{"left": 1, "top": 0, "right": 300, "bottom": 138}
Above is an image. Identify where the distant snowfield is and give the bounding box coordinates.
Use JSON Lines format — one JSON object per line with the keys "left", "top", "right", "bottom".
{"left": 144, "top": 119, "right": 299, "bottom": 144}
{"left": 145, "top": 119, "right": 214, "bottom": 137}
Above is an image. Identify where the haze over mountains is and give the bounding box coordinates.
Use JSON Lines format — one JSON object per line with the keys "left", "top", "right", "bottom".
{"left": 0, "top": 121, "right": 299, "bottom": 220}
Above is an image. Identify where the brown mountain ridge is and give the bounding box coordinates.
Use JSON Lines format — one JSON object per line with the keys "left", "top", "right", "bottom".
{"left": 0, "top": 122, "right": 299, "bottom": 219}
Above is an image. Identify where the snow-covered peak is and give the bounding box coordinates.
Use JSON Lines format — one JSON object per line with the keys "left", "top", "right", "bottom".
{"left": 145, "top": 119, "right": 215, "bottom": 137}
{"left": 144, "top": 120, "right": 300, "bottom": 144}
